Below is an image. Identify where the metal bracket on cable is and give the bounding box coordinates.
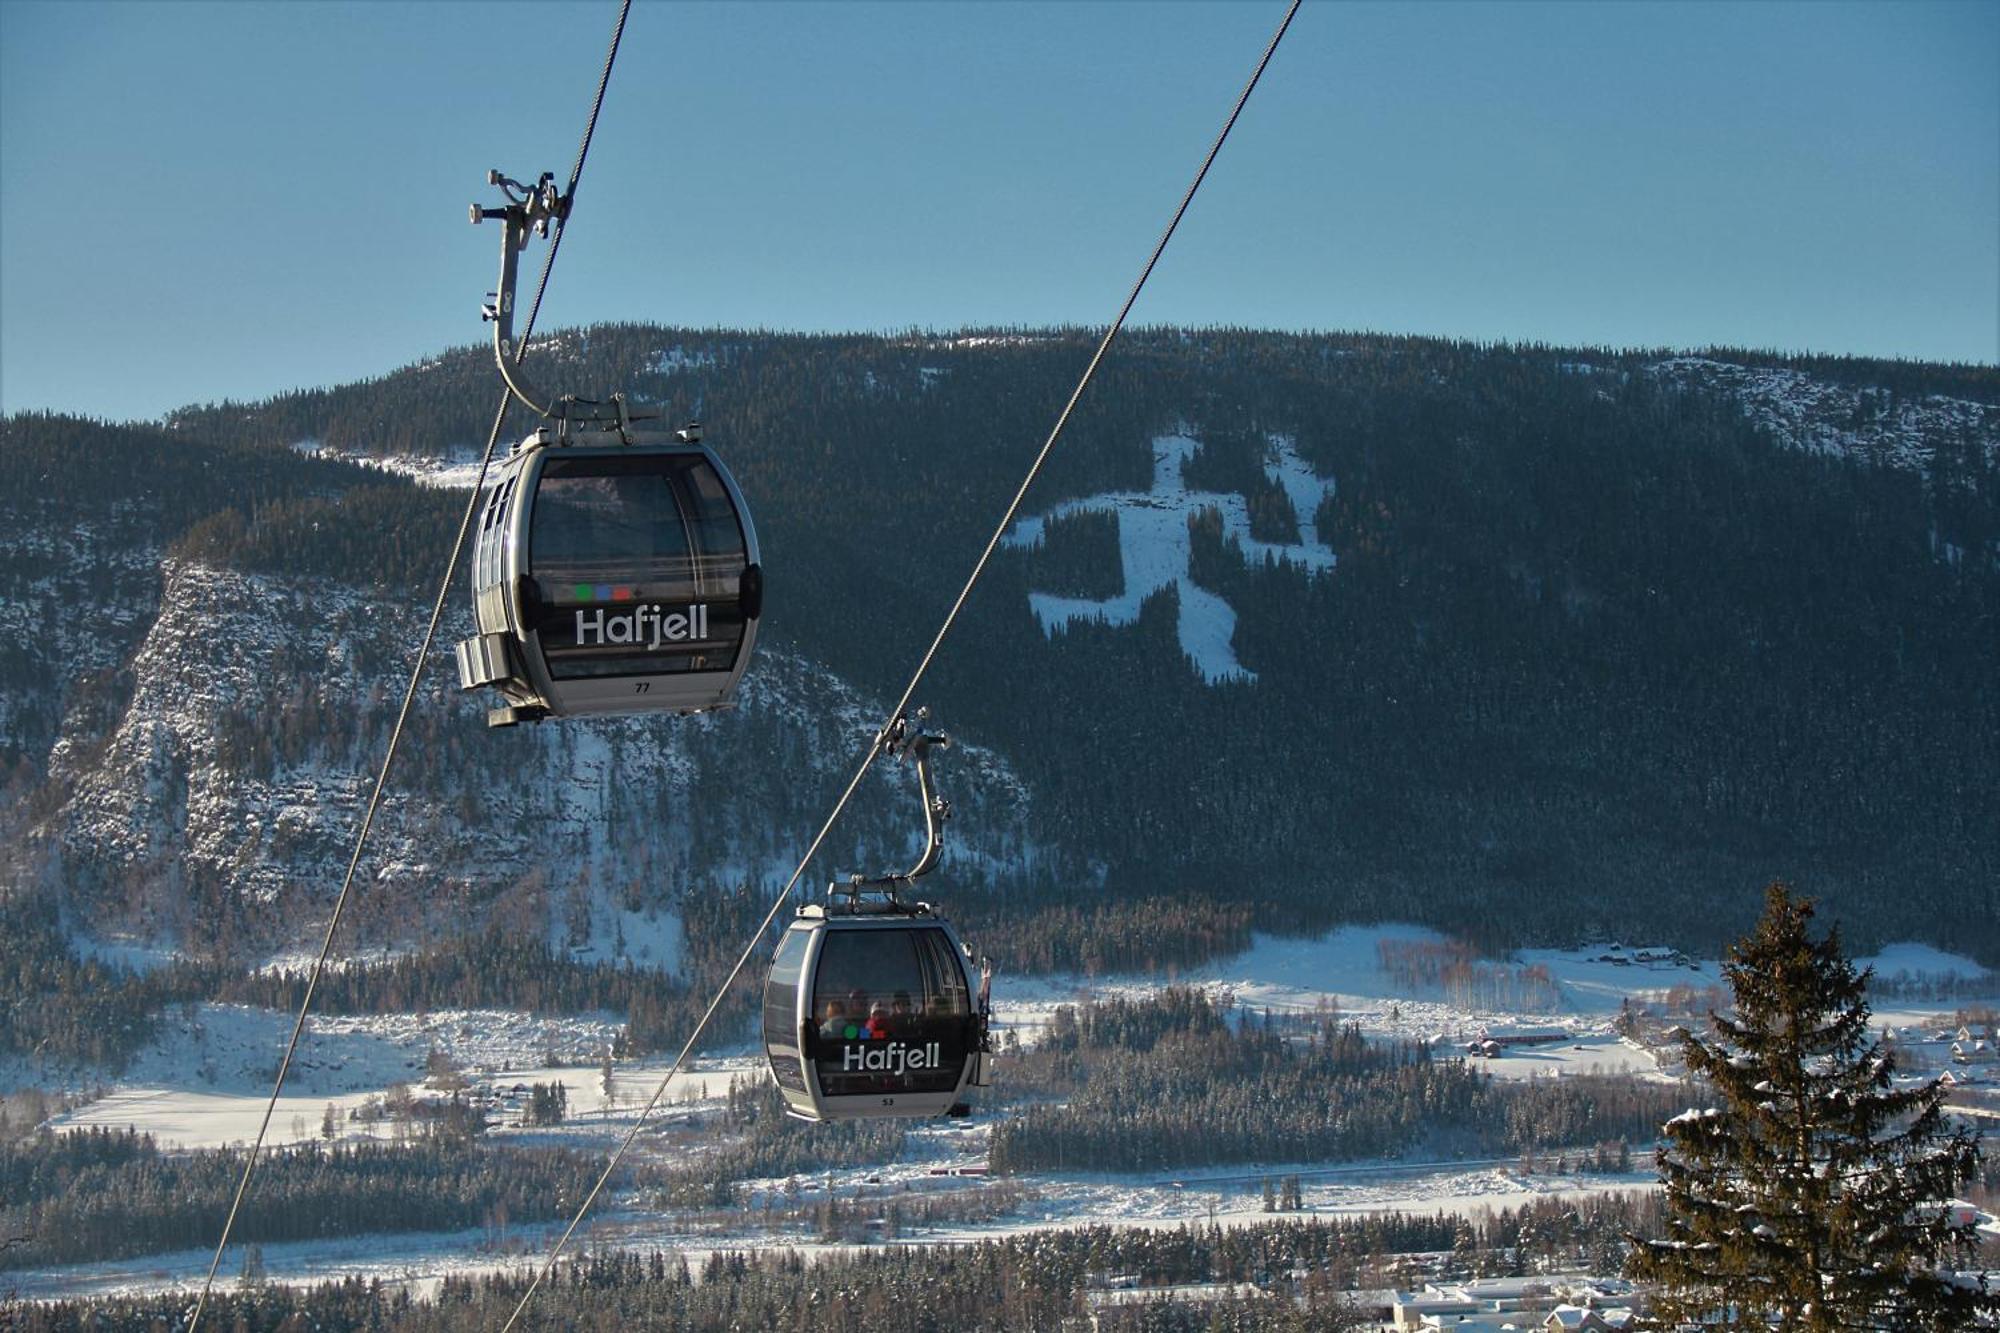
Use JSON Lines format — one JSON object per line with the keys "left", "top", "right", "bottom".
{"left": 836, "top": 711, "right": 952, "bottom": 909}
{"left": 471, "top": 170, "right": 568, "bottom": 418}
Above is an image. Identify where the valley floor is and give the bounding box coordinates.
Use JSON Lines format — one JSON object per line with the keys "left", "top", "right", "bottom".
{"left": 14, "top": 926, "right": 1999, "bottom": 1303}
{"left": 4, "top": 1147, "right": 1662, "bottom": 1304}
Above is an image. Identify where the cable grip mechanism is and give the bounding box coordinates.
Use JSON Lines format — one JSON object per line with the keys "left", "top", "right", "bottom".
{"left": 834, "top": 710, "right": 953, "bottom": 909}
{"left": 470, "top": 170, "right": 569, "bottom": 418}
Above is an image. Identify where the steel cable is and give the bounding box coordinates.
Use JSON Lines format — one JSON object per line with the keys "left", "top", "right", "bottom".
{"left": 186, "top": 361, "right": 514, "bottom": 1333}
{"left": 496, "top": 3, "right": 1302, "bottom": 1326}
{"left": 186, "top": 2, "right": 633, "bottom": 1326}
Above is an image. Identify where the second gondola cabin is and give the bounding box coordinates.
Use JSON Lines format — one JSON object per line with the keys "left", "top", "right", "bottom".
{"left": 456, "top": 424, "right": 762, "bottom": 726}
{"left": 764, "top": 903, "right": 989, "bottom": 1121}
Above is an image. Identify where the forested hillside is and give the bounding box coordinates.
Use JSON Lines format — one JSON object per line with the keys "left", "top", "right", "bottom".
{"left": 5, "top": 325, "right": 1996, "bottom": 963}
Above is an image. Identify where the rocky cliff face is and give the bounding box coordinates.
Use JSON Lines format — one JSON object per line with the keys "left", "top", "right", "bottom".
{"left": 27, "top": 552, "right": 1045, "bottom": 967}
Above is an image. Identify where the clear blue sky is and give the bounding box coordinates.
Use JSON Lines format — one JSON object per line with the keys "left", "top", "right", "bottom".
{"left": 3, "top": 0, "right": 1994, "bottom": 423}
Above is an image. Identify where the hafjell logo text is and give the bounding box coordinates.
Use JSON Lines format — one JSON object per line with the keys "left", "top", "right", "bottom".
{"left": 841, "top": 1041, "right": 942, "bottom": 1075}
{"left": 574, "top": 603, "right": 709, "bottom": 650}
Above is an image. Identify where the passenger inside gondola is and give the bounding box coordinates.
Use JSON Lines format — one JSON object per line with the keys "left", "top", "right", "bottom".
{"left": 818, "top": 998, "right": 848, "bottom": 1040}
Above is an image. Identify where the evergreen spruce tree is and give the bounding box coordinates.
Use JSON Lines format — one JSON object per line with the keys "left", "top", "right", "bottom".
{"left": 1628, "top": 883, "right": 1990, "bottom": 1329}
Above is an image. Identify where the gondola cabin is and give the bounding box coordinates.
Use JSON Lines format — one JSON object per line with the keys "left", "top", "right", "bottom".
{"left": 764, "top": 904, "right": 989, "bottom": 1121}
{"left": 455, "top": 425, "right": 761, "bottom": 727}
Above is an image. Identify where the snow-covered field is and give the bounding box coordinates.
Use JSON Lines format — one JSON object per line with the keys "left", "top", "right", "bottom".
{"left": 42, "top": 1004, "right": 739, "bottom": 1150}
{"left": 18, "top": 926, "right": 1999, "bottom": 1302}
{"left": 43, "top": 925, "right": 1991, "bottom": 1156}
{"left": 993, "top": 924, "right": 1711, "bottom": 1081}
{"left": 7, "top": 1131, "right": 1662, "bottom": 1304}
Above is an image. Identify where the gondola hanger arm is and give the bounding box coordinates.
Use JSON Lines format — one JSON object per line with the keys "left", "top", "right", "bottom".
{"left": 843, "top": 712, "right": 952, "bottom": 900}
{"left": 885, "top": 712, "right": 953, "bottom": 885}
{"left": 472, "top": 170, "right": 569, "bottom": 419}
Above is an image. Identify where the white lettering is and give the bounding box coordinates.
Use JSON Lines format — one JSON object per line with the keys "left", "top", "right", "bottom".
{"left": 571, "top": 604, "right": 710, "bottom": 651}
{"left": 835, "top": 1041, "right": 948, "bottom": 1077}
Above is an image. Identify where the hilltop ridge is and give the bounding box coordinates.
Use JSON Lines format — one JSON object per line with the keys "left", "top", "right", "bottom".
{"left": 4, "top": 325, "right": 1996, "bottom": 969}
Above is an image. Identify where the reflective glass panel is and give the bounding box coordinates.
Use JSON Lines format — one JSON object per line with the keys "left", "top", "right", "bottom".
{"left": 808, "top": 927, "right": 969, "bottom": 1099}
{"left": 530, "top": 454, "right": 747, "bottom": 681}
{"left": 764, "top": 926, "right": 812, "bottom": 1093}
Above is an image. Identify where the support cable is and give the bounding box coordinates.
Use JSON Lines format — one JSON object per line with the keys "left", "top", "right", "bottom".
{"left": 187, "top": 3, "right": 633, "bottom": 1326}
{"left": 185, "top": 388, "right": 511, "bottom": 1333}
{"left": 497, "top": 4, "right": 1301, "bottom": 1327}
{"left": 521, "top": 0, "right": 631, "bottom": 346}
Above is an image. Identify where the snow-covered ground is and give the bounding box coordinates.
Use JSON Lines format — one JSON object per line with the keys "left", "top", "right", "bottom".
{"left": 39, "top": 928, "right": 2000, "bottom": 1145}
{"left": 44, "top": 928, "right": 2000, "bottom": 1150}
{"left": 993, "top": 925, "right": 1709, "bottom": 1080}
{"left": 1649, "top": 357, "right": 2000, "bottom": 474}
{"left": 289, "top": 439, "right": 492, "bottom": 489}
{"left": 5, "top": 1146, "right": 1663, "bottom": 1304}
{"left": 1002, "top": 428, "right": 1336, "bottom": 685}
{"left": 21, "top": 926, "right": 1999, "bottom": 1302}
{"left": 70, "top": 932, "right": 183, "bottom": 975}
{"left": 48, "top": 1046, "right": 759, "bottom": 1157}
{"left": 47, "top": 1004, "right": 635, "bottom": 1145}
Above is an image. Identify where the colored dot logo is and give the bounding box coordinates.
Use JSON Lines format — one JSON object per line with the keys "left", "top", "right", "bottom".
{"left": 843, "top": 1024, "right": 861, "bottom": 1040}
{"left": 571, "top": 584, "right": 637, "bottom": 602}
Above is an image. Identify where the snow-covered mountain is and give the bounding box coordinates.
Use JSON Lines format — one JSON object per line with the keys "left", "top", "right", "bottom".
{"left": 6, "top": 328, "right": 1997, "bottom": 963}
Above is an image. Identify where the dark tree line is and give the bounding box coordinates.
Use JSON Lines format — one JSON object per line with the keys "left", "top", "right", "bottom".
{"left": 224, "top": 930, "right": 689, "bottom": 1034}
{"left": 169, "top": 483, "right": 464, "bottom": 593}
{"left": 0, "top": 1127, "right": 597, "bottom": 1270}
{"left": 956, "top": 894, "right": 1254, "bottom": 977}
{"left": 15, "top": 1194, "right": 1675, "bottom": 1332}
{"left": 522, "top": 1081, "right": 568, "bottom": 1127}
{"left": 0, "top": 892, "right": 226, "bottom": 1070}
{"left": 988, "top": 989, "right": 1683, "bottom": 1174}
{"left": 0, "top": 876, "right": 780, "bottom": 1078}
